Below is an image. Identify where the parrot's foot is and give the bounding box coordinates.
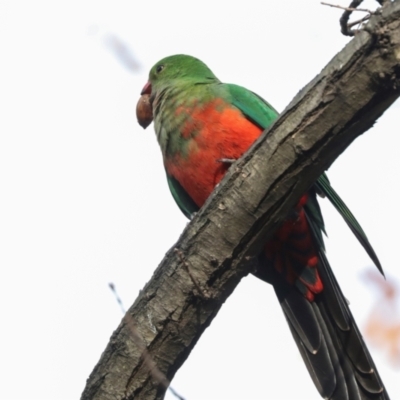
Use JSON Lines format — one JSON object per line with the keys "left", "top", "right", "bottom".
{"left": 217, "top": 158, "right": 236, "bottom": 164}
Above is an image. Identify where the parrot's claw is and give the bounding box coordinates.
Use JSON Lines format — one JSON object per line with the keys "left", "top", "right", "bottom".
{"left": 217, "top": 158, "right": 236, "bottom": 164}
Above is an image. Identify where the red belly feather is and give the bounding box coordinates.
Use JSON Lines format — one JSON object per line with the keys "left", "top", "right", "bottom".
{"left": 166, "top": 98, "right": 262, "bottom": 206}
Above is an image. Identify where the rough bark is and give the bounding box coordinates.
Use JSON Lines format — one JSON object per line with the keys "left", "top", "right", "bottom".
{"left": 82, "top": 2, "right": 400, "bottom": 399}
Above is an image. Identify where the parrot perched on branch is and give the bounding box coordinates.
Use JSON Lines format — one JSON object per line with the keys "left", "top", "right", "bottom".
{"left": 137, "top": 54, "right": 389, "bottom": 400}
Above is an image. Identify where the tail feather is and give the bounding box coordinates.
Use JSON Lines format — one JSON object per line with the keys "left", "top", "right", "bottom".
{"left": 254, "top": 189, "right": 389, "bottom": 399}
{"left": 284, "top": 293, "right": 348, "bottom": 399}
{"left": 267, "top": 250, "right": 389, "bottom": 400}
{"left": 318, "top": 255, "right": 384, "bottom": 395}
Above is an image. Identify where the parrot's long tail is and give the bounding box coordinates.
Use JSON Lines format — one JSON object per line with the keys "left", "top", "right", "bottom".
{"left": 273, "top": 252, "right": 388, "bottom": 400}
{"left": 255, "top": 193, "right": 389, "bottom": 400}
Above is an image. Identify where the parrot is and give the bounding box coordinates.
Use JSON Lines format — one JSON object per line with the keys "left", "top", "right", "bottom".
{"left": 137, "top": 54, "right": 389, "bottom": 400}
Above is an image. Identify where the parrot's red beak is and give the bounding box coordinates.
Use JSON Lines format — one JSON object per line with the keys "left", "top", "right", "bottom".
{"left": 141, "top": 81, "right": 152, "bottom": 95}
{"left": 137, "top": 81, "right": 153, "bottom": 129}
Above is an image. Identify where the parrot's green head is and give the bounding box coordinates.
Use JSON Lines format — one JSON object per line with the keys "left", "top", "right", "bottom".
{"left": 141, "top": 54, "right": 218, "bottom": 97}
{"left": 138, "top": 54, "right": 218, "bottom": 129}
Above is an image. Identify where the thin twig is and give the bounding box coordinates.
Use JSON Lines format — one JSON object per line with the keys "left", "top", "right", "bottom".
{"left": 347, "top": 13, "right": 371, "bottom": 28}
{"left": 321, "top": 1, "right": 374, "bottom": 13}
{"left": 321, "top": 0, "right": 379, "bottom": 37}
{"left": 108, "top": 283, "right": 186, "bottom": 400}
{"left": 340, "top": 0, "right": 367, "bottom": 36}
{"left": 109, "top": 282, "right": 126, "bottom": 313}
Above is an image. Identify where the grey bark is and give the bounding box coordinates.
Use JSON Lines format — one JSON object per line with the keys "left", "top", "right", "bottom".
{"left": 81, "top": 2, "right": 400, "bottom": 399}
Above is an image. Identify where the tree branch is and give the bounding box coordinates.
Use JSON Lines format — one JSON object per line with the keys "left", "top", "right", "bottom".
{"left": 82, "top": 2, "right": 400, "bottom": 399}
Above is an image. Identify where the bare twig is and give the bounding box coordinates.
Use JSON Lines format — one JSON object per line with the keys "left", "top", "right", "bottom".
{"left": 340, "top": 0, "right": 369, "bottom": 36}
{"left": 103, "top": 33, "right": 141, "bottom": 72}
{"left": 321, "top": 1, "right": 374, "bottom": 13}
{"left": 108, "top": 283, "right": 126, "bottom": 313}
{"left": 321, "top": 0, "right": 381, "bottom": 36}
{"left": 347, "top": 13, "right": 372, "bottom": 28}
{"left": 108, "top": 283, "right": 186, "bottom": 400}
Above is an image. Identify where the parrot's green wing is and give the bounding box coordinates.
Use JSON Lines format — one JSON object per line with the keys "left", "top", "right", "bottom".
{"left": 167, "top": 174, "right": 199, "bottom": 219}
{"left": 226, "top": 83, "right": 383, "bottom": 275}
{"left": 315, "top": 173, "right": 383, "bottom": 275}
{"left": 227, "top": 83, "right": 279, "bottom": 129}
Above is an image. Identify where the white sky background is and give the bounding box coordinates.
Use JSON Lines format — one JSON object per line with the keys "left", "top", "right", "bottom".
{"left": 1, "top": 1, "right": 399, "bottom": 399}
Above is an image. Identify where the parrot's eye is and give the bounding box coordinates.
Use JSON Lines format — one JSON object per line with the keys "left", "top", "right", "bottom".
{"left": 156, "top": 64, "right": 164, "bottom": 73}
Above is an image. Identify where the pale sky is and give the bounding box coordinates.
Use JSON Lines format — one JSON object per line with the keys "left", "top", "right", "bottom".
{"left": 1, "top": 1, "right": 399, "bottom": 399}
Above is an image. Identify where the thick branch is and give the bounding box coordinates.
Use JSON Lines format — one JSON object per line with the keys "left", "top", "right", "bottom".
{"left": 82, "top": 2, "right": 400, "bottom": 399}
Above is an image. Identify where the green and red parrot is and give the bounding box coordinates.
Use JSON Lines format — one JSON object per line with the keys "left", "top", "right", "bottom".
{"left": 137, "top": 54, "right": 389, "bottom": 399}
